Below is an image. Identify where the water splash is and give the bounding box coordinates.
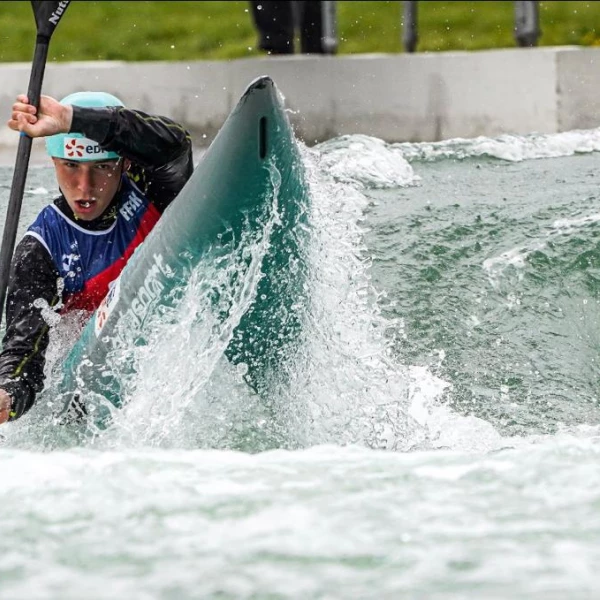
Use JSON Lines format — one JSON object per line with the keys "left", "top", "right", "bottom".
{"left": 1, "top": 136, "right": 518, "bottom": 454}
{"left": 91, "top": 141, "right": 456, "bottom": 452}
{"left": 94, "top": 160, "right": 292, "bottom": 450}
{"left": 91, "top": 142, "right": 440, "bottom": 452}
{"left": 289, "top": 144, "right": 458, "bottom": 451}
{"left": 316, "top": 134, "right": 420, "bottom": 189}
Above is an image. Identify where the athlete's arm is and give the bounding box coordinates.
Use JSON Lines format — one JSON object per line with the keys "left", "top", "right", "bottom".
{"left": 70, "top": 106, "right": 194, "bottom": 211}
{"left": 0, "top": 235, "right": 60, "bottom": 421}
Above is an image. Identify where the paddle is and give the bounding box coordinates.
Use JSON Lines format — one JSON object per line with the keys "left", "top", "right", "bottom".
{"left": 0, "top": 0, "right": 70, "bottom": 329}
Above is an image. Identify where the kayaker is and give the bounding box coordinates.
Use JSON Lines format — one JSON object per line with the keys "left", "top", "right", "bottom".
{"left": 0, "top": 91, "right": 193, "bottom": 424}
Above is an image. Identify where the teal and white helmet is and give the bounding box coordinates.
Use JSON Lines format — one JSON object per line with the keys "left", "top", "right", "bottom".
{"left": 45, "top": 91, "right": 124, "bottom": 161}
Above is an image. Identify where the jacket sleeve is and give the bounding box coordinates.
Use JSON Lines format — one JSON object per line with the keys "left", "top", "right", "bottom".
{"left": 0, "top": 235, "right": 61, "bottom": 420}
{"left": 70, "top": 105, "right": 194, "bottom": 212}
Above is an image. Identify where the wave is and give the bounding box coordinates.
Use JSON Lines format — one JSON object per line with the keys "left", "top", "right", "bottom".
{"left": 315, "top": 129, "right": 600, "bottom": 184}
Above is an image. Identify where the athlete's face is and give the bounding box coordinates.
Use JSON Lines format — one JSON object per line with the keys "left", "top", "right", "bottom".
{"left": 52, "top": 157, "right": 126, "bottom": 221}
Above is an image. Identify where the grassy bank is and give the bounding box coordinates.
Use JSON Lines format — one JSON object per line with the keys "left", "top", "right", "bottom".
{"left": 1, "top": 1, "right": 600, "bottom": 62}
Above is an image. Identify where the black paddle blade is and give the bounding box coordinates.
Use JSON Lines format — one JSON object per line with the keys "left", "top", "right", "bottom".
{"left": 31, "top": 1, "right": 71, "bottom": 39}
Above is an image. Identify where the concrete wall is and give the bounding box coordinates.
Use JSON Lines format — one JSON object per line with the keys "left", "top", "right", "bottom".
{"left": 1, "top": 46, "right": 600, "bottom": 159}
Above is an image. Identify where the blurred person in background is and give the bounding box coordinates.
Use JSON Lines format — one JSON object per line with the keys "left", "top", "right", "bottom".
{"left": 249, "top": 1, "right": 329, "bottom": 54}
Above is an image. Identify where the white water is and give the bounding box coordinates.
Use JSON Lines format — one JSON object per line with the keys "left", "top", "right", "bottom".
{"left": 1, "top": 128, "right": 600, "bottom": 598}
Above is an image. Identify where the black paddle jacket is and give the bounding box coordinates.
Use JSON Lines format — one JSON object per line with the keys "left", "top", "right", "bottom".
{"left": 0, "top": 105, "right": 194, "bottom": 420}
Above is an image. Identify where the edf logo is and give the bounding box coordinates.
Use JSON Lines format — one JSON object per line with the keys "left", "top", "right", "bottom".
{"left": 64, "top": 138, "right": 85, "bottom": 158}
{"left": 63, "top": 138, "right": 105, "bottom": 158}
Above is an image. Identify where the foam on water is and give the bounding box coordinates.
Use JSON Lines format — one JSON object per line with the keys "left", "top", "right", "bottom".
{"left": 393, "top": 127, "right": 600, "bottom": 163}
{"left": 483, "top": 206, "right": 600, "bottom": 290}
{"left": 316, "top": 134, "right": 420, "bottom": 188}
{"left": 2, "top": 433, "right": 600, "bottom": 599}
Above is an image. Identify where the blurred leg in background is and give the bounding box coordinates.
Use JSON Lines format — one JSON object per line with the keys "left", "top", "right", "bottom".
{"left": 250, "top": 1, "right": 330, "bottom": 55}
{"left": 250, "top": 1, "right": 295, "bottom": 54}
{"left": 297, "top": 1, "right": 325, "bottom": 53}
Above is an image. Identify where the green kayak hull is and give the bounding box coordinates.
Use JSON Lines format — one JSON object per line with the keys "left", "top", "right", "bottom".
{"left": 58, "top": 76, "right": 311, "bottom": 429}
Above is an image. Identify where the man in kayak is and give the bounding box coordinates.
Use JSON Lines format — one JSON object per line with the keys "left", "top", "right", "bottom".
{"left": 0, "top": 91, "right": 193, "bottom": 424}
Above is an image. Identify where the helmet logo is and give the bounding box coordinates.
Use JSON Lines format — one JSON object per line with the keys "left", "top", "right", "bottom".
{"left": 65, "top": 138, "right": 85, "bottom": 158}
{"left": 55, "top": 135, "right": 118, "bottom": 160}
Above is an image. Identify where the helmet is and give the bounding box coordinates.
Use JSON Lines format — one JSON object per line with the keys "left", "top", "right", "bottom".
{"left": 46, "top": 91, "right": 124, "bottom": 161}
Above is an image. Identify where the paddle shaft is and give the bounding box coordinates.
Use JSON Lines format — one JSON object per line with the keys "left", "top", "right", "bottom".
{"left": 0, "top": 35, "right": 50, "bottom": 329}
{"left": 0, "top": 0, "right": 71, "bottom": 328}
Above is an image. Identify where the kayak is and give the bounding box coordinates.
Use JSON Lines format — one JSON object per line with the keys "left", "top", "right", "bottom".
{"left": 57, "top": 75, "right": 312, "bottom": 430}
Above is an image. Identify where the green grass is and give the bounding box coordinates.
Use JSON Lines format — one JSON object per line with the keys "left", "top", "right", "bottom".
{"left": 1, "top": 1, "right": 600, "bottom": 62}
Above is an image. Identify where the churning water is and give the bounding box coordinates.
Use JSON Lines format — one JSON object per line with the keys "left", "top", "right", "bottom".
{"left": 1, "top": 127, "right": 600, "bottom": 599}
